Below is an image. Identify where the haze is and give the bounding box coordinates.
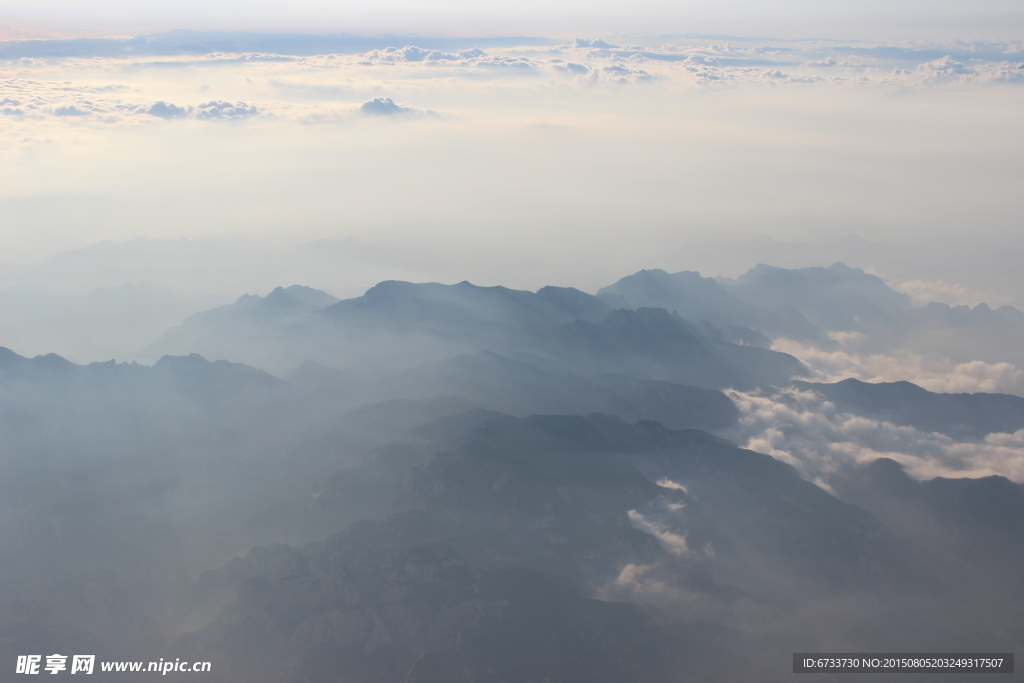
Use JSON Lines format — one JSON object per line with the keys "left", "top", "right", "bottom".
{"left": 2, "top": 5, "right": 1024, "bottom": 681}
{"left": 2, "top": 14, "right": 1023, "bottom": 305}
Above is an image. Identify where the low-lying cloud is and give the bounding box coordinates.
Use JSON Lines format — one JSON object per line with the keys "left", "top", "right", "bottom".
{"left": 3, "top": 33, "right": 1023, "bottom": 138}
{"left": 194, "top": 100, "right": 259, "bottom": 119}
{"left": 774, "top": 337, "right": 1024, "bottom": 396}
{"left": 728, "top": 387, "right": 1024, "bottom": 485}
{"left": 361, "top": 45, "right": 487, "bottom": 63}
{"left": 0, "top": 77, "right": 262, "bottom": 124}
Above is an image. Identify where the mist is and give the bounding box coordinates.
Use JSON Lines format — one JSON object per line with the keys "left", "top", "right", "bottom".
{"left": 3, "top": 33, "right": 1024, "bottom": 300}
{"left": 2, "top": 15, "right": 1024, "bottom": 683}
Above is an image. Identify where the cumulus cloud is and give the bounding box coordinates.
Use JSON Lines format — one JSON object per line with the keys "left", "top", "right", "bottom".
{"left": 601, "top": 65, "right": 653, "bottom": 84}
{"left": 2, "top": 34, "right": 1022, "bottom": 151}
{"left": 572, "top": 38, "right": 618, "bottom": 49}
{"left": 0, "top": 77, "right": 263, "bottom": 126}
{"left": 916, "top": 56, "right": 976, "bottom": 81}
{"left": 194, "top": 101, "right": 259, "bottom": 119}
{"left": 361, "top": 45, "right": 486, "bottom": 63}
{"left": 354, "top": 45, "right": 539, "bottom": 75}
{"left": 52, "top": 104, "right": 89, "bottom": 116}
{"left": 146, "top": 101, "right": 188, "bottom": 119}
{"left": 551, "top": 61, "right": 590, "bottom": 76}
{"left": 877, "top": 55, "right": 1024, "bottom": 85}
{"left": 727, "top": 387, "right": 1024, "bottom": 485}
{"left": 359, "top": 96, "right": 436, "bottom": 117}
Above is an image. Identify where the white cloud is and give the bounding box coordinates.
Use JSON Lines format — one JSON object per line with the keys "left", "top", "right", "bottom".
{"left": 551, "top": 61, "right": 590, "bottom": 76}
{"left": 773, "top": 337, "right": 1024, "bottom": 395}
{"left": 194, "top": 100, "right": 259, "bottom": 119}
{"left": 572, "top": 38, "right": 618, "bottom": 49}
{"left": 600, "top": 65, "right": 653, "bottom": 84}
{"left": 360, "top": 45, "right": 487, "bottom": 64}
{"left": 2, "top": 37, "right": 1020, "bottom": 138}
{"left": 145, "top": 101, "right": 187, "bottom": 119}
{"left": 656, "top": 478, "right": 688, "bottom": 493}
{"left": 358, "top": 96, "right": 435, "bottom": 117}
{"left": 0, "top": 77, "right": 264, "bottom": 125}
{"left": 915, "top": 55, "right": 975, "bottom": 81}
{"left": 2, "top": 33, "right": 1023, "bottom": 288}
{"left": 888, "top": 278, "right": 1018, "bottom": 308}
{"left": 727, "top": 387, "right": 1024, "bottom": 484}
{"left": 627, "top": 507, "right": 689, "bottom": 556}
{"left": 53, "top": 104, "right": 90, "bottom": 116}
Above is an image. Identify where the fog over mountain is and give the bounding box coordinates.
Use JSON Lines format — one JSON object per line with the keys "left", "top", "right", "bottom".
{"left": 2, "top": 256, "right": 1024, "bottom": 681}
{"left": 3, "top": 7, "right": 1024, "bottom": 681}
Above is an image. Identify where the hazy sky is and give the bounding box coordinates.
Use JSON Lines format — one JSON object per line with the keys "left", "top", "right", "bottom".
{"left": 1, "top": 4, "right": 1023, "bottom": 299}
{"left": 5, "top": 0, "right": 1024, "bottom": 40}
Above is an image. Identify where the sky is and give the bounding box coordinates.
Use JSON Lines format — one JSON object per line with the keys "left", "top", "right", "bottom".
{"left": 4, "top": 0, "right": 1024, "bottom": 40}
{"left": 3, "top": 2, "right": 1024, "bottom": 482}
{"left": 1, "top": 2, "right": 1023, "bottom": 300}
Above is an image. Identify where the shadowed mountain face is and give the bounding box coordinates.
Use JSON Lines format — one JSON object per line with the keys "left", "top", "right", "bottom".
{"left": 174, "top": 412, "right": 908, "bottom": 683}
{"left": 371, "top": 350, "right": 741, "bottom": 431}
{"left": 173, "top": 411, "right": 1024, "bottom": 683}
{"left": 185, "top": 537, "right": 683, "bottom": 683}
{"left": 834, "top": 458, "right": 1024, "bottom": 648}
{"left": 839, "top": 458, "right": 1024, "bottom": 556}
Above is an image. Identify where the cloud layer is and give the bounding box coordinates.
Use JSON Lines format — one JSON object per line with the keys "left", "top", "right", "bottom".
{"left": 774, "top": 337, "right": 1024, "bottom": 396}
{"left": 728, "top": 387, "right": 1024, "bottom": 486}
{"left": 3, "top": 31, "right": 1023, "bottom": 308}
{"left": 3, "top": 34, "right": 1023, "bottom": 134}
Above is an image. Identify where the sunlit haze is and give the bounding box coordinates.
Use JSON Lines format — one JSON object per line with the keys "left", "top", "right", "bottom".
{"left": 2, "top": 5, "right": 1024, "bottom": 681}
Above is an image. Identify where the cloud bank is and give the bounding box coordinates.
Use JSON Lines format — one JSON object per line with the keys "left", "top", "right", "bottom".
{"left": 728, "top": 387, "right": 1024, "bottom": 486}
{"left": 2, "top": 30, "right": 1023, "bottom": 304}
{"left": 3, "top": 34, "right": 1023, "bottom": 134}
{"left": 774, "top": 338, "right": 1024, "bottom": 396}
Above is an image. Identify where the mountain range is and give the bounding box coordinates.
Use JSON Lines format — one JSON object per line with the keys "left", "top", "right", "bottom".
{"left": 1, "top": 261, "right": 1023, "bottom": 681}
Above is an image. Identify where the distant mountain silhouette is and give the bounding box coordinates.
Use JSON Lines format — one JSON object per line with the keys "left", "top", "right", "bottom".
{"left": 0, "top": 345, "right": 282, "bottom": 395}
{"left": 601, "top": 263, "right": 1024, "bottom": 372}
{"left": 729, "top": 262, "right": 908, "bottom": 332}
{"left": 147, "top": 279, "right": 806, "bottom": 390}
{"left": 599, "top": 267, "right": 826, "bottom": 343}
